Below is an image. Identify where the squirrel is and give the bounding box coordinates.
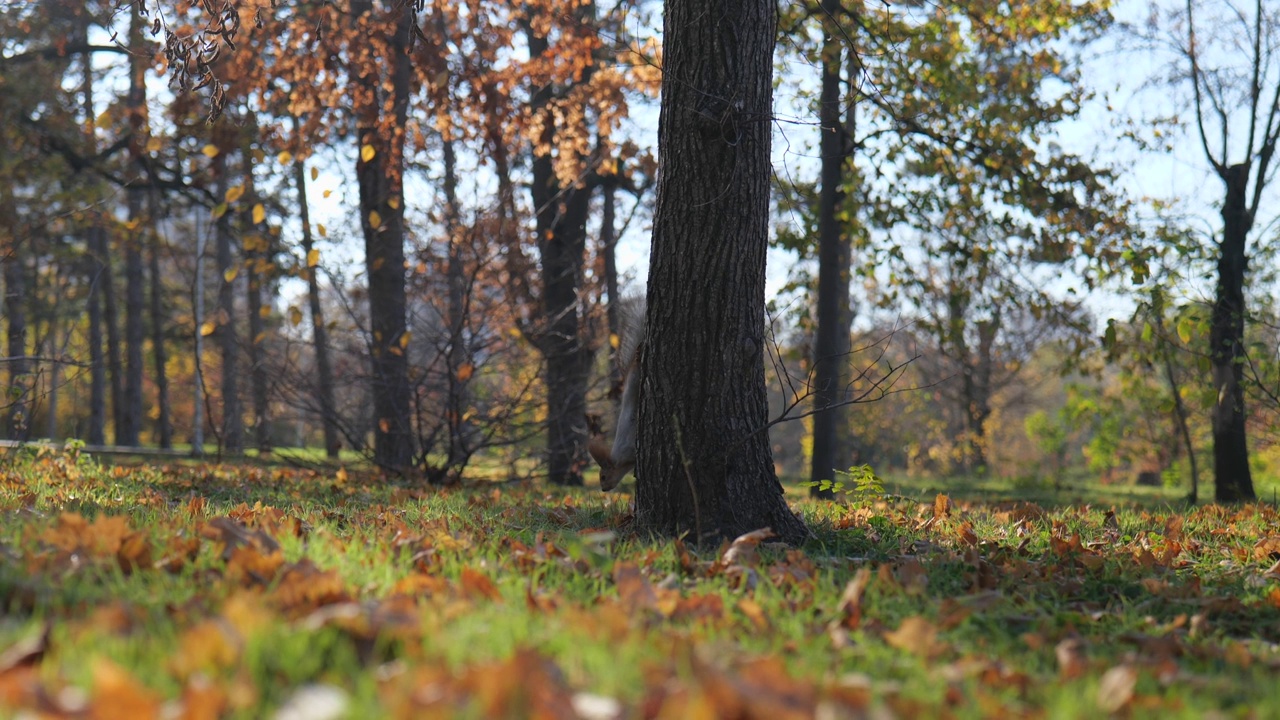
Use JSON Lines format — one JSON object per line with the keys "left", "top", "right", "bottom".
{"left": 589, "top": 298, "right": 644, "bottom": 491}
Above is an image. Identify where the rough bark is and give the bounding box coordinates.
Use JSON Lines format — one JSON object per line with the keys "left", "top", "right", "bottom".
{"left": 1210, "top": 163, "right": 1255, "bottom": 501}
{"left": 118, "top": 0, "right": 146, "bottom": 447}
{"left": 352, "top": 0, "right": 414, "bottom": 472}
{"left": 291, "top": 119, "right": 340, "bottom": 459}
{"left": 637, "top": 0, "right": 808, "bottom": 544}
{"left": 809, "top": 7, "right": 855, "bottom": 498}
{"left": 213, "top": 149, "right": 243, "bottom": 454}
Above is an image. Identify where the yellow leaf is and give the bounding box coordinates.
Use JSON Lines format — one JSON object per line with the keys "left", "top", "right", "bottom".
{"left": 211, "top": 203, "right": 228, "bottom": 220}
{"left": 277, "top": 151, "right": 293, "bottom": 165}
{"left": 94, "top": 109, "right": 112, "bottom": 129}
{"left": 322, "top": 189, "right": 332, "bottom": 199}
{"left": 361, "top": 144, "right": 376, "bottom": 162}
{"left": 251, "top": 148, "right": 265, "bottom": 163}
{"left": 368, "top": 210, "right": 382, "bottom": 228}
{"left": 200, "top": 321, "right": 217, "bottom": 337}
{"left": 223, "top": 267, "right": 238, "bottom": 283}
{"left": 201, "top": 144, "right": 219, "bottom": 158}
{"left": 388, "top": 197, "right": 400, "bottom": 209}
{"left": 252, "top": 204, "right": 265, "bottom": 224}
{"left": 288, "top": 307, "right": 303, "bottom": 327}
{"left": 399, "top": 332, "right": 412, "bottom": 349}
{"left": 145, "top": 137, "right": 162, "bottom": 153}
{"left": 258, "top": 306, "right": 270, "bottom": 319}
{"left": 310, "top": 167, "right": 319, "bottom": 181}
{"left": 306, "top": 249, "right": 320, "bottom": 267}
{"left": 225, "top": 185, "right": 245, "bottom": 204}
{"left": 253, "top": 331, "right": 267, "bottom": 345}
{"left": 609, "top": 333, "right": 620, "bottom": 350}
{"left": 334, "top": 467, "right": 348, "bottom": 485}
{"left": 317, "top": 224, "right": 326, "bottom": 238}
{"left": 456, "top": 363, "right": 474, "bottom": 381}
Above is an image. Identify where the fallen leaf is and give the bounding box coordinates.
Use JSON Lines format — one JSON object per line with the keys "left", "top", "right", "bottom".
{"left": 1096, "top": 664, "right": 1137, "bottom": 713}
{"left": 883, "top": 616, "right": 943, "bottom": 657}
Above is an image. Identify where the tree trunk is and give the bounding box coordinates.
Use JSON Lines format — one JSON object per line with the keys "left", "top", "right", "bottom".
{"left": 213, "top": 149, "right": 244, "bottom": 454}
{"left": 103, "top": 227, "right": 124, "bottom": 442}
{"left": 526, "top": 26, "right": 594, "bottom": 487}
{"left": 965, "top": 314, "right": 998, "bottom": 473}
{"left": 148, "top": 195, "right": 172, "bottom": 449}
{"left": 352, "top": 0, "right": 414, "bottom": 472}
{"left": 4, "top": 234, "right": 29, "bottom": 440}
{"left": 1210, "top": 163, "right": 1255, "bottom": 501}
{"left": 442, "top": 129, "right": 472, "bottom": 470}
{"left": 119, "top": 0, "right": 147, "bottom": 447}
{"left": 81, "top": 33, "right": 106, "bottom": 446}
{"left": 809, "top": 6, "right": 855, "bottom": 498}
{"left": 637, "top": 0, "right": 808, "bottom": 544}
{"left": 602, "top": 178, "right": 623, "bottom": 392}
{"left": 242, "top": 132, "right": 272, "bottom": 455}
{"left": 291, "top": 120, "right": 340, "bottom": 459}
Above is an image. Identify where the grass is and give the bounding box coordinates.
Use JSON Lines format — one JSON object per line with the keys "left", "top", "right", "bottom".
{"left": 0, "top": 444, "right": 1277, "bottom": 718}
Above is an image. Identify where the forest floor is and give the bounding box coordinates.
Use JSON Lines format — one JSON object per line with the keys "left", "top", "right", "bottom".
{"left": 0, "top": 446, "right": 1278, "bottom": 718}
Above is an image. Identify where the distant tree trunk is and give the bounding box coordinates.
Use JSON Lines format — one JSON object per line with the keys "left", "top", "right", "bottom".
{"left": 1210, "top": 163, "right": 1255, "bottom": 502}
{"left": 352, "top": 0, "right": 413, "bottom": 472}
{"left": 192, "top": 225, "right": 206, "bottom": 457}
{"left": 526, "top": 26, "right": 595, "bottom": 487}
{"left": 103, "top": 229, "right": 124, "bottom": 442}
{"left": 213, "top": 149, "right": 244, "bottom": 454}
{"left": 637, "top": 0, "right": 808, "bottom": 544}
{"left": 148, "top": 194, "right": 172, "bottom": 449}
{"left": 81, "top": 34, "right": 106, "bottom": 446}
{"left": 45, "top": 286, "right": 62, "bottom": 440}
{"left": 810, "top": 6, "right": 855, "bottom": 498}
{"left": 86, "top": 224, "right": 107, "bottom": 445}
{"left": 965, "top": 314, "right": 998, "bottom": 472}
{"left": 601, "top": 175, "right": 623, "bottom": 392}
{"left": 442, "top": 129, "right": 471, "bottom": 470}
{"left": 291, "top": 119, "right": 339, "bottom": 459}
{"left": 242, "top": 131, "right": 272, "bottom": 455}
{"left": 4, "top": 235, "right": 30, "bottom": 440}
{"left": 119, "top": 0, "right": 147, "bottom": 447}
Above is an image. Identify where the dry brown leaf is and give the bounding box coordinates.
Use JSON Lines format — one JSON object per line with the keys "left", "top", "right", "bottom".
{"left": 1055, "top": 637, "right": 1087, "bottom": 679}
{"left": 834, "top": 567, "right": 873, "bottom": 631}
{"left": 720, "top": 528, "right": 776, "bottom": 568}
{"left": 883, "top": 616, "right": 943, "bottom": 657}
{"left": 613, "top": 562, "right": 659, "bottom": 614}
{"left": 1096, "top": 664, "right": 1137, "bottom": 713}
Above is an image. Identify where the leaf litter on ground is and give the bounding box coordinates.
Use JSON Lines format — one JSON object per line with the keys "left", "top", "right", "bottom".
{"left": 0, "top": 450, "right": 1278, "bottom": 717}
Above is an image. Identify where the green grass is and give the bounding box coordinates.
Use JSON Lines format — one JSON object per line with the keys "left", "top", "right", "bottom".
{"left": 0, "top": 445, "right": 1277, "bottom": 718}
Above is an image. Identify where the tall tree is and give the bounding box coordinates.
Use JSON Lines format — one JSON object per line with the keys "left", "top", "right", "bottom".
{"left": 290, "top": 116, "right": 340, "bottom": 459}
{"left": 80, "top": 12, "right": 107, "bottom": 447}
{"left": 808, "top": 0, "right": 857, "bottom": 497}
{"left": 637, "top": 0, "right": 808, "bottom": 543}
{"left": 212, "top": 142, "right": 244, "bottom": 454}
{"left": 118, "top": 0, "right": 148, "bottom": 446}
{"left": 148, "top": 191, "right": 173, "bottom": 449}
{"left": 523, "top": 5, "right": 599, "bottom": 487}
{"left": 351, "top": 0, "right": 414, "bottom": 472}
{"left": 1176, "top": 0, "right": 1279, "bottom": 501}
{"left": 241, "top": 126, "right": 272, "bottom": 455}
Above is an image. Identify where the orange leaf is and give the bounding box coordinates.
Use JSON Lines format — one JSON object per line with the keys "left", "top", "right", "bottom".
{"left": 90, "top": 658, "right": 161, "bottom": 720}
{"left": 460, "top": 567, "right": 502, "bottom": 602}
